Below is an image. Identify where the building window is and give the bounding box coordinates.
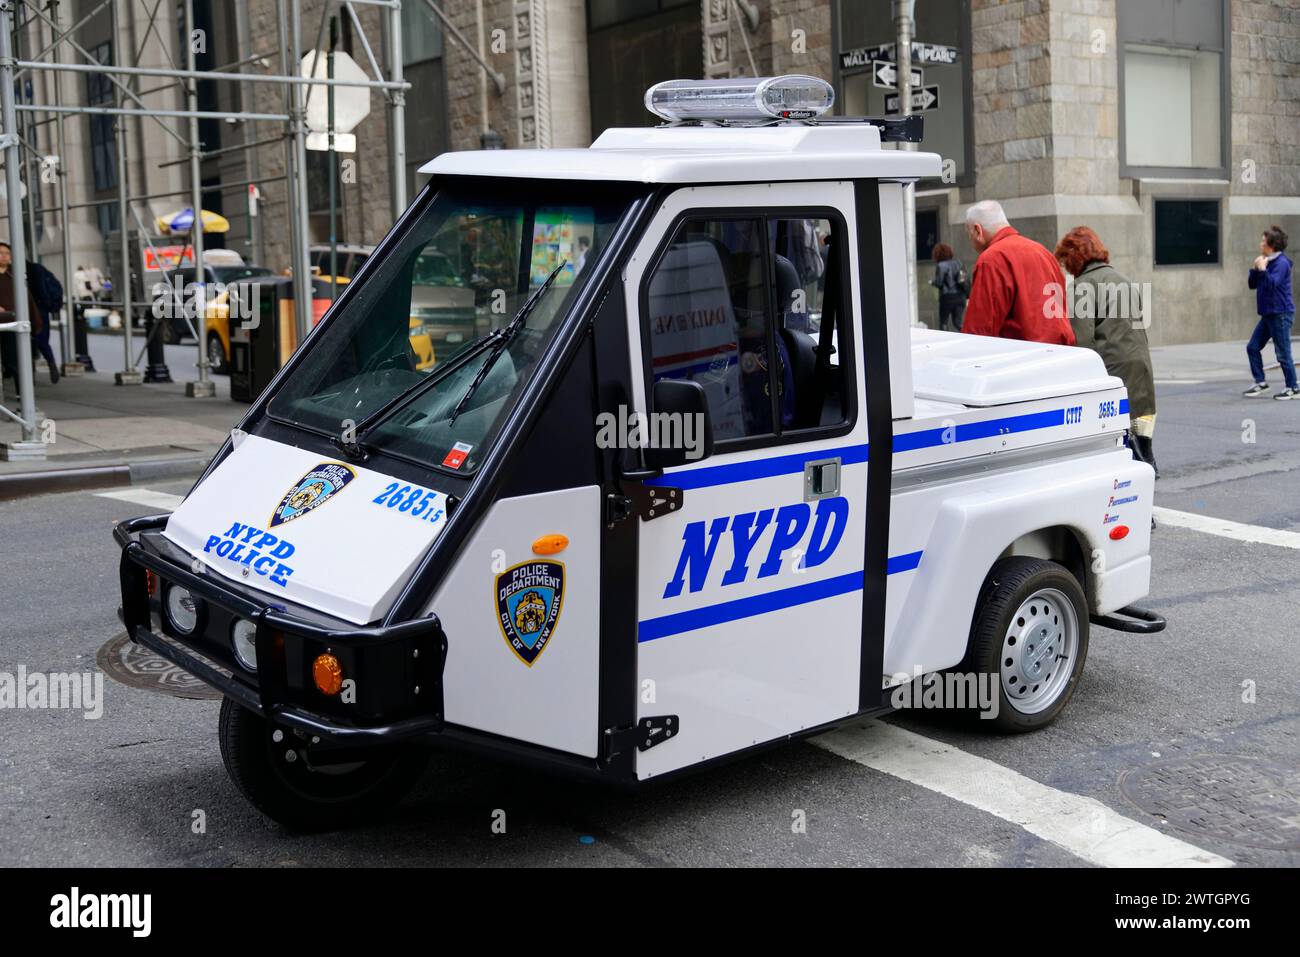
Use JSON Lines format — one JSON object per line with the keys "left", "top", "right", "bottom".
{"left": 1154, "top": 199, "right": 1219, "bottom": 267}
{"left": 1119, "top": 0, "right": 1227, "bottom": 174}
{"left": 401, "top": 0, "right": 447, "bottom": 194}
{"left": 916, "top": 209, "right": 939, "bottom": 262}
{"left": 587, "top": 0, "right": 701, "bottom": 133}
{"left": 86, "top": 41, "right": 116, "bottom": 192}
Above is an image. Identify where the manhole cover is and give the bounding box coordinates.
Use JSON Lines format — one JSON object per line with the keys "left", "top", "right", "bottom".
{"left": 1121, "top": 753, "right": 1300, "bottom": 851}
{"left": 97, "top": 631, "right": 221, "bottom": 700}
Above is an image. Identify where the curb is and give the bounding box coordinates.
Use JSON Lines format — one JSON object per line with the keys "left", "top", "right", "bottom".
{"left": 0, "top": 453, "right": 210, "bottom": 501}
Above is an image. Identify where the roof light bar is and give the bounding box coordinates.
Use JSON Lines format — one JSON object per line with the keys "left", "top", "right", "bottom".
{"left": 645, "top": 75, "right": 835, "bottom": 123}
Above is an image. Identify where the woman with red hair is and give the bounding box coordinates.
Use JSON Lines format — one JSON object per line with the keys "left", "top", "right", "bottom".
{"left": 1055, "top": 227, "right": 1158, "bottom": 475}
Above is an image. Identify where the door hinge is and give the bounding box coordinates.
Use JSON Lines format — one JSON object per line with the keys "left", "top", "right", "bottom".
{"left": 628, "top": 483, "right": 683, "bottom": 522}
{"left": 606, "top": 484, "right": 684, "bottom": 525}
{"left": 600, "top": 715, "right": 679, "bottom": 762}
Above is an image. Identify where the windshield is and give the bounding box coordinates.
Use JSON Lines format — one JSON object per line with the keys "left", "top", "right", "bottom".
{"left": 267, "top": 179, "right": 638, "bottom": 474}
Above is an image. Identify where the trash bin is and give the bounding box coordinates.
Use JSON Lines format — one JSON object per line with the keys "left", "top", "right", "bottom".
{"left": 229, "top": 277, "right": 293, "bottom": 403}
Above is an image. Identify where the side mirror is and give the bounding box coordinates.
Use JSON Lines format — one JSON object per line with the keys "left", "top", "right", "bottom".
{"left": 644, "top": 379, "right": 714, "bottom": 469}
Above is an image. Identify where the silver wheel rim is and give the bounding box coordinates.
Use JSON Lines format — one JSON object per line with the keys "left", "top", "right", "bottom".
{"left": 208, "top": 338, "right": 223, "bottom": 368}
{"left": 1000, "top": 587, "right": 1078, "bottom": 715}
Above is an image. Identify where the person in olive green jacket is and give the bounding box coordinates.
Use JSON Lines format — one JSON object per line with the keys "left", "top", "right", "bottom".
{"left": 1055, "top": 227, "right": 1158, "bottom": 475}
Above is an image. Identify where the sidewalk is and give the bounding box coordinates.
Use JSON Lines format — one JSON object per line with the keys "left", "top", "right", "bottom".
{"left": 1150, "top": 336, "right": 1297, "bottom": 383}
{"left": 0, "top": 332, "right": 245, "bottom": 499}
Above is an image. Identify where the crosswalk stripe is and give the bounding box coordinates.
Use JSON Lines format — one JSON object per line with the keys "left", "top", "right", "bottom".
{"left": 96, "top": 488, "right": 185, "bottom": 511}
{"left": 1153, "top": 506, "right": 1300, "bottom": 549}
{"left": 813, "top": 719, "right": 1233, "bottom": 868}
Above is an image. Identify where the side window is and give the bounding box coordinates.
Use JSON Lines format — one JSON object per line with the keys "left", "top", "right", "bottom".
{"left": 645, "top": 213, "right": 851, "bottom": 447}
{"left": 646, "top": 218, "right": 774, "bottom": 440}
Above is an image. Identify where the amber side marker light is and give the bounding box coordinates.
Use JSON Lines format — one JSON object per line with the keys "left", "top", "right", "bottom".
{"left": 313, "top": 653, "right": 344, "bottom": 695}
{"left": 532, "top": 534, "right": 569, "bottom": 556}
{"left": 1109, "top": 525, "right": 1130, "bottom": 541}
{"left": 145, "top": 570, "right": 158, "bottom": 597}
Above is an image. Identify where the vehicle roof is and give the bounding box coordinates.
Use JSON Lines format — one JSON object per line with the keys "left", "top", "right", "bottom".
{"left": 420, "top": 124, "right": 943, "bottom": 184}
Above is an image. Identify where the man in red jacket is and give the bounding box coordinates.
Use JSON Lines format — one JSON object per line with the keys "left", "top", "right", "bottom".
{"left": 961, "top": 200, "right": 1075, "bottom": 345}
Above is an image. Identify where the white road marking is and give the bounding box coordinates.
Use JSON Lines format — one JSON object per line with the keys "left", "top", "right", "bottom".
{"left": 813, "top": 719, "right": 1233, "bottom": 868}
{"left": 1153, "top": 506, "right": 1300, "bottom": 549}
{"left": 96, "top": 488, "right": 185, "bottom": 511}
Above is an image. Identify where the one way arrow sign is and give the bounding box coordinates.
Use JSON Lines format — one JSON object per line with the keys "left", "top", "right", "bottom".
{"left": 872, "top": 60, "right": 923, "bottom": 90}
{"left": 885, "top": 85, "right": 941, "bottom": 114}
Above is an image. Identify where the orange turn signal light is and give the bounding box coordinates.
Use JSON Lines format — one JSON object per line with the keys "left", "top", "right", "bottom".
{"left": 1109, "top": 525, "right": 1130, "bottom": 541}
{"left": 312, "top": 653, "right": 344, "bottom": 695}
{"left": 532, "top": 534, "right": 569, "bottom": 556}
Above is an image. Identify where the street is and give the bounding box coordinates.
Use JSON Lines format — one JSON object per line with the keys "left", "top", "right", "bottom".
{"left": 2, "top": 376, "right": 1297, "bottom": 868}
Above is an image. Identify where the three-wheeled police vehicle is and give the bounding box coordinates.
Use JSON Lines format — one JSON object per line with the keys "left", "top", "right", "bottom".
{"left": 116, "top": 76, "right": 1163, "bottom": 829}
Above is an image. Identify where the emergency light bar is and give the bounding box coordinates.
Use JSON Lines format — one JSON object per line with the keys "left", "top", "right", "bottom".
{"left": 645, "top": 75, "right": 834, "bottom": 122}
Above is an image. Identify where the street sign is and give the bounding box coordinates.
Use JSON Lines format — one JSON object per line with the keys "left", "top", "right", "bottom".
{"left": 872, "top": 60, "right": 924, "bottom": 90}
{"left": 885, "top": 85, "right": 941, "bottom": 115}
{"left": 300, "top": 50, "right": 371, "bottom": 137}
{"left": 841, "top": 41, "right": 960, "bottom": 70}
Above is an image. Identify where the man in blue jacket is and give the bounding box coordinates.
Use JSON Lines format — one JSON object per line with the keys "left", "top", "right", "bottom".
{"left": 1243, "top": 225, "right": 1296, "bottom": 400}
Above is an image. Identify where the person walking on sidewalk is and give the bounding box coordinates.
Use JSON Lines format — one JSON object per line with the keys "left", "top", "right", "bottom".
{"left": 929, "top": 242, "right": 969, "bottom": 331}
{"left": 1055, "top": 227, "right": 1158, "bottom": 474}
{"left": 26, "top": 257, "right": 62, "bottom": 384}
{"left": 962, "top": 200, "right": 1075, "bottom": 345}
{"left": 0, "top": 241, "right": 41, "bottom": 387}
{"left": 1243, "top": 225, "right": 1296, "bottom": 400}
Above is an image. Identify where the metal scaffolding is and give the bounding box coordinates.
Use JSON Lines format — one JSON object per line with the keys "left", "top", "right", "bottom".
{"left": 0, "top": 0, "right": 410, "bottom": 459}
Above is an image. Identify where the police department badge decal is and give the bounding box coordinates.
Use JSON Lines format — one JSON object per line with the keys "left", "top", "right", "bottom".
{"left": 495, "top": 560, "right": 564, "bottom": 666}
{"left": 270, "top": 462, "right": 356, "bottom": 527}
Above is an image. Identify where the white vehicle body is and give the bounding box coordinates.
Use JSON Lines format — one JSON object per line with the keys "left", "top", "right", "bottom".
{"left": 117, "top": 100, "right": 1158, "bottom": 802}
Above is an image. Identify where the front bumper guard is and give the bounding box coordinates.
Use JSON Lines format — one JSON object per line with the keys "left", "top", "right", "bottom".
{"left": 115, "top": 514, "right": 448, "bottom": 745}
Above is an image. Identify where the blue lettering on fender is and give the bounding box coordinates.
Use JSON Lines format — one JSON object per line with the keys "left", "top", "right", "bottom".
{"left": 204, "top": 522, "right": 297, "bottom": 587}
{"left": 663, "top": 496, "right": 850, "bottom": 597}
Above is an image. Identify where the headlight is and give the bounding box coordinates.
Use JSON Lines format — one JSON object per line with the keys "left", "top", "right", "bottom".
{"left": 164, "top": 585, "right": 201, "bottom": 635}
{"left": 231, "top": 619, "right": 258, "bottom": 672}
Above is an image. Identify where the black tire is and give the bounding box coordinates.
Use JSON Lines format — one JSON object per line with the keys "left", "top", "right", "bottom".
{"left": 218, "top": 698, "right": 428, "bottom": 831}
{"left": 960, "top": 556, "right": 1090, "bottom": 733}
{"left": 206, "top": 333, "right": 228, "bottom": 374}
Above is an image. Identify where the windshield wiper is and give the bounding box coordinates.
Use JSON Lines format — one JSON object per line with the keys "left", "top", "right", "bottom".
{"left": 447, "top": 261, "right": 566, "bottom": 427}
{"left": 333, "top": 261, "right": 566, "bottom": 460}
{"left": 335, "top": 332, "right": 499, "bottom": 460}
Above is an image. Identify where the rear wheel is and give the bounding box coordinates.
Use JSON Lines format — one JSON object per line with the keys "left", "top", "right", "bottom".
{"left": 218, "top": 698, "right": 428, "bottom": 831}
{"left": 961, "top": 557, "right": 1089, "bottom": 732}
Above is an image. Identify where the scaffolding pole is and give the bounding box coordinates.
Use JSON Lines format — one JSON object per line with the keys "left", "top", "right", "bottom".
{"left": 183, "top": 0, "right": 211, "bottom": 397}
{"left": 49, "top": 0, "right": 82, "bottom": 374}
{"left": 112, "top": 0, "right": 139, "bottom": 385}
{"left": 0, "top": 0, "right": 44, "bottom": 458}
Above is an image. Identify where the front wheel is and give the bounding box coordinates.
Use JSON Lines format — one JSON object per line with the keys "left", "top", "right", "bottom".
{"left": 961, "top": 557, "right": 1090, "bottom": 733}
{"left": 218, "top": 698, "right": 428, "bottom": 831}
{"left": 206, "top": 333, "right": 228, "bottom": 374}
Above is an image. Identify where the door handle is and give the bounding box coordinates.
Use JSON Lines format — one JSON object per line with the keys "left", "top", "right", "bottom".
{"left": 804, "top": 457, "right": 841, "bottom": 501}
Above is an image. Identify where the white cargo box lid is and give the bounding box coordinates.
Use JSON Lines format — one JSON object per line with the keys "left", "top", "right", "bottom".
{"left": 911, "top": 327, "right": 1121, "bottom": 407}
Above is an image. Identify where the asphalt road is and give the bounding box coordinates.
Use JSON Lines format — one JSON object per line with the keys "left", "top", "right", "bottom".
{"left": 1, "top": 379, "right": 1298, "bottom": 867}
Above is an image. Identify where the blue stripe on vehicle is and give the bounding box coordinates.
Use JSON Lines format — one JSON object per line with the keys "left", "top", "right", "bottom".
{"left": 894, "top": 408, "right": 1066, "bottom": 452}
{"left": 886, "top": 549, "right": 923, "bottom": 574}
{"left": 638, "top": 552, "right": 923, "bottom": 643}
{"left": 652, "top": 442, "right": 869, "bottom": 490}
{"left": 653, "top": 407, "right": 1074, "bottom": 490}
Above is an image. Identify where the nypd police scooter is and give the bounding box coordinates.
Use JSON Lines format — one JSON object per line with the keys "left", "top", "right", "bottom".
{"left": 115, "top": 76, "right": 1164, "bottom": 830}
